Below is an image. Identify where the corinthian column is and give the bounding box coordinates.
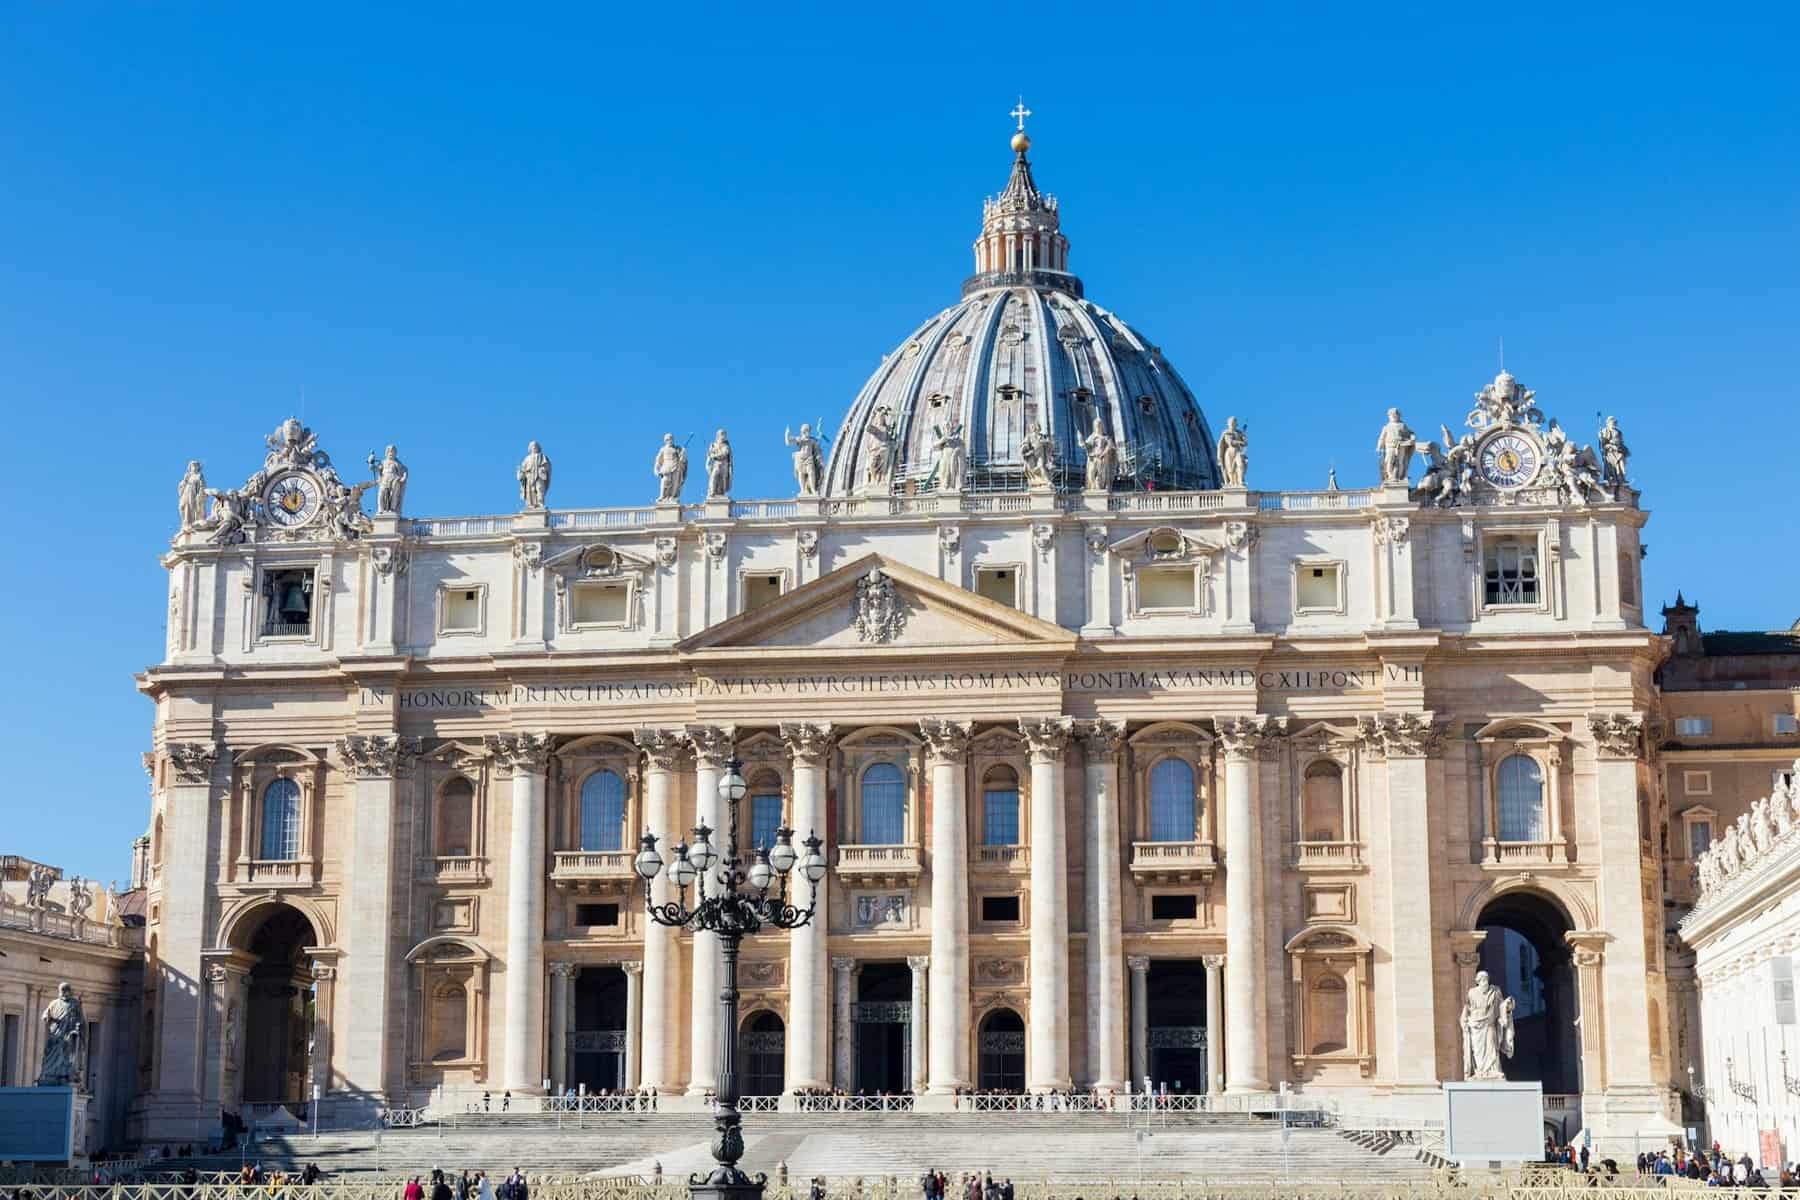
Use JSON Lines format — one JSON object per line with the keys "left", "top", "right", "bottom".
{"left": 781, "top": 721, "right": 835, "bottom": 1092}
{"left": 338, "top": 733, "right": 420, "bottom": 1101}
{"left": 919, "top": 718, "right": 973, "bottom": 1094}
{"left": 634, "top": 727, "right": 688, "bottom": 1094}
{"left": 1079, "top": 719, "right": 1127, "bottom": 1093}
{"left": 685, "top": 724, "right": 736, "bottom": 1096}
{"left": 1215, "top": 716, "right": 1272, "bottom": 1092}
{"left": 489, "top": 731, "right": 549, "bottom": 1092}
{"left": 622, "top": 961, "right": 644, "bottom": 1089}
{"left": 1203, "top": 953, "right": 1225, "bottom": 1095}
{"left": 1020, "top": 716, "right": 1074, "bottom": 1091}
{"left": 907, "top": 955, "right": 929, "bottom": 1093}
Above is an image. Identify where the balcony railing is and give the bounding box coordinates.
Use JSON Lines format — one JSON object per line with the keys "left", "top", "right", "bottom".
{"left": 835, "top": 844, "right": 923, "bottom": 882}
{"left": 1130, "top": 840, "right": 1219, "bottom": 883}
{"left": 423, "top": 856, "right": 488, "bottom": 885}
{"left": 550, "top": 850, "right": 635, "bottom": 892}
{"left": 1293, "top": 841, "right": 1365, "bottom": 870}
{"left": 976, "top": 845, "right": 1029, "bottom": 869}
{"left": 243, "top": 859, "right": 310, "bottom": 885}
{"left": 1481, "top": 839, "right": 1569, "bottom": 868}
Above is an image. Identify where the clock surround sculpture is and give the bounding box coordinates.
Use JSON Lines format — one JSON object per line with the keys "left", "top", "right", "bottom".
{"left": 635, "top": 757, "right": 828, "bottom": 1200}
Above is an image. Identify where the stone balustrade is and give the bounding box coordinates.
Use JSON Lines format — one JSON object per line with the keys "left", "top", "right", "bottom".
{"left": 1480, "top": 839, "right": 1569, "bottom": 868}
{"left": 975, "top": 844, "right": 1029, "bottom": 869}
{"left": 550, "top": 850, "right": 635, "bottom": 891}
{"left": 834, "top": 843, "right": 924, "bottom": 884}
{"left": 422, "top": 855, "right": 488, "bottom": 885}
{"left": 1293, "top": 840, "right": 1364, "bottom": 869}
{"left": 0, "top": 894, "right": 143, "bottom": 949}
{"left": 1129, "top": 839, "right": 1218, "bottom": 883}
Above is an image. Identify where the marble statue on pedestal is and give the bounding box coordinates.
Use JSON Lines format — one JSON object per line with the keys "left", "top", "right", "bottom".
{"left": 37, "top": 982, "right": 84, "bottom": 1087}
{"left": 204, "top": 487, "right": 253, "bottom": 545}
{"left": 177, "top": 461, "right": 208, "bottom": 531}
{"left": 67, "top": 876, "right": 91, "bottom": 922}
{"left": 929, "top": 422, "right": 966, "bottom": 492}
{"left": 518, "top": 441, "right": 552, "bottom": 509}
{"left": 1459, "top": 969, "right": 1516, "bottom": 1081}
{"left": 1598, "top": 416, "right": 1630, "bottom": 487}
{"left": 786, "top": 424, "right": 825, "bottom": 496}
{"left": 368, "top": 445, "right": 408, "bottom": 515}
{"left": 705, "top": 430, "right": 733, "bottom": 498}
{"left": 24, "top": 865, "right": 53, "bottom": 909}
{"left": 1217, "top": 416, "right": 1249, "bottom": 487}
{"left": 653, "top": 434, "right": 688, "bottom": 502}
{"left": 1082, "top": 416, "right": 1117, "bottom": 491}
{"left": 862, "top": 407, "right": 897, "bottom": 489}
{"left": 1022, "top": 422, "right": 1056, "bottom": 487}
{"left": 1376, "top": 408, "right": 1416, "bottom": 483}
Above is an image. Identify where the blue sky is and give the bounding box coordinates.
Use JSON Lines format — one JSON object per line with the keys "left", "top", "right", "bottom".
{"left": 2, "top": 4, "right": 1795, "bottom": 882}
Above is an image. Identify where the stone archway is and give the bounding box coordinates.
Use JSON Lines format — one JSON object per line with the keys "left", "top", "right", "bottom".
{"left": 739, "top": 1010, "right": 785, "bottom": 1096}
{"left": 1474, "top": 890, "right": 1581, "bottom": 1094}
{"left": 229, "top": 905, "right": 319, "bottom": 1105}
{"left": 977, "top": 1007, "right": 1025, "bottom": 1092}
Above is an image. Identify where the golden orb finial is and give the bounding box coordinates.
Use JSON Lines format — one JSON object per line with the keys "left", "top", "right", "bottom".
{"left": 1011, "top": 130, "right": 1031, "bottom": 154}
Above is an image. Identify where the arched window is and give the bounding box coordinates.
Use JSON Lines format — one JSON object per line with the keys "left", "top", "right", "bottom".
{"left": 1497, "top": 754, "right": 1545, "bottom": 842}
{"left": 1302, "top": 761, "right": 1345, "bottom": 842}
{"left": 437, "top": 777, "right": 474, "bottom": 857}
{"left": 1149, "top": 758, "right": 1196, "bottom": 843}
{"left": 983, "top": 766, "right": 1020, "bottom": 846}
{"left": 259, "top": 778, "right": 300, "bottom": 861}
{"left": 580, "top": 770, "right": 626, "bottom": 852}
{"left": 860, "top": 763, "right": 905, "bottom": 845}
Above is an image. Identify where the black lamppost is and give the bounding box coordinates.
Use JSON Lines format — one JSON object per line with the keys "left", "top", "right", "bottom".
{"left": 635, "top": 756, "right": 826, "bottom": 1200}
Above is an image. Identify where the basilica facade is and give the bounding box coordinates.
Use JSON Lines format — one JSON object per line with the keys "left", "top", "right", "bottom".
{"left": 135, "top": 127, "right": 1675, "bottom": 1150}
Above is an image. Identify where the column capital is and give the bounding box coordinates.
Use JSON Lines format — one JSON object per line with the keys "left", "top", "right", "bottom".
{"left": 917, "top": 718, "right": 974, "bottom": 763}
{"left": 780, "top": 721, "right": 836, "bottom": 766}
{"left": 1565, "top": 929, "right": 1612, "bottom": 967}
{"left": 336, "top": 733, "right": 422, "bottom": 779}
{"left": 1202, "top": 953, "right": 1225, "bottom": 970}
{"left": 486, "top": 731, "right": 552, "bottom": 775}
{"left": 907, "top": 955, "right": 931, "bottom": 973}
{"left": 620, "top": 960, "right": 644, "bottom": 978}
{"left": 1355, "top": 711, "right": 1443, "bottom": 759}
{"left": 634, "top": 726, "right": 691, "bottom": 772}
{"left": 831, "top": 955, "right": 857, "bottom": 972}
{"left": 1077, "top": 718, "right": 1126, "bottom": 761}
{"left": 1126, "top": 954, "right": 1151, "bottom": 973}
{"left": 548, "top": 961, "right": 579, "bottom": 979}
{"left": 1018, "top": 716, "right": 1074, "bottom": 763}
{"left": 166, "top": 741, "right": 220, "bottom": 785}
{"left": 683, "top": 724, "right": 738, "bottom": 769}
{"left": 1213, "top": 715, "right": 1283, "bottom": 760}
{"left": 1586, "top": 711, "right": 1645, "bottom": 760}
{"left": 310, "top": 962, "right": 337, "bottom": 981}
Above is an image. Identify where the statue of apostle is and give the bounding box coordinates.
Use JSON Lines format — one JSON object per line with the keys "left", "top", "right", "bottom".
{"left": 1082, "top": 416, "right": 1117, "bottom": 492}
{"left": 705, "top": 430, "right": 733, "bottom": 499}
{"left": 1216, "top": 416, "right": 1249, "bottom": 487}
{"left": 177, "top": 461, "right": 208, "bottom": 530}
{"left": 368, "top": 445, "right": 409, "bottom": 515}
{"left": 785, "top": 424, "right": 825, "bottom": 496}
{"left": 1598, "top": 416, "right": 1630, "bottom": 488}
{"left": 928, "top": 422, "right": 966, "bottom": 492}
{"left": 37, "top": 982, "right": 84, "bottom": 1087}
{"left": 1021, "top": 421, "right": 1057, "bottom": 488}
{"left": 862, "top": 406, "right": 897, "bottom": 490}
{"left": 1459, "top": 969, "right": 1516, "bottom": 1081}
{"left": 517, "top": 441, "right": 552, "bottom": 509}
{"left": 653, "top": 433, "right": 688, "bottom": 502}
{"left": 1375, "top": 408, "right": 1416, "bottom": 484}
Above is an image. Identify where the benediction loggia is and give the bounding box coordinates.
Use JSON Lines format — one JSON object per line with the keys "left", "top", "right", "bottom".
{"left": 134, "top": 120, "right": 1676, "bottom": 1151}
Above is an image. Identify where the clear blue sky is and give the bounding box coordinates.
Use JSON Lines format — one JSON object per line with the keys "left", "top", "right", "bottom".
{"left": 3, "top": 4, "right": 1795, "bottom": 883}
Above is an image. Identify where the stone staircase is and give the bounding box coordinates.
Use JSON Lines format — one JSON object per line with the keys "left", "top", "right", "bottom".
{"left": 191, "top": 1114, "right": 1435, "bottom": 1183}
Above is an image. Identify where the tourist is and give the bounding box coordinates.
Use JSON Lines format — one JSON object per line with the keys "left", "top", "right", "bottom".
{"left": 482, "top": 1092, "right": 491, "bottom": 1112}
{"left": 404, "top": 1177, "right": 424, "bottom": 1200}
{"left": 431, "top": 1170, "right": 453, "bottom": 1200}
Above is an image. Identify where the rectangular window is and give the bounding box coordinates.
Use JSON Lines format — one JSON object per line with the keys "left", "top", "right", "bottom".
{"left": 983, "top": 789, "right": 1021, "bottom": 845}
{"left": 975, "top": 567, "right": 1017, "bottom": 608}
{"left": 749, "top": 794, "right": 783, "bottom": 850}
{"left": 1682, "top": 770, "right": 1712, "bottom": 796}
{"left": 1483, "top": 537, "right": 1539, "bottom": 607}
{"left": 743, "top": 574, "right": 784, "bottom": 612}
{"left": 1687, "top": 821, "right": 1712, "bottom": 859}
{"left": 980, "top": 895, "right": 1020, "bottom": 923}
{"left": 1775, "top": 714, "right": 1799, "bottom": 736}
{"left": 1138, "top": 566, "right": 1196, "bottom": 611}
{"left": 571, "top": 583, "right": 629, "bottom": 626}
{"left": 1150, "top": 894, "right": 1198, "bottom": 921}
{"left": 1295, "top": 563, "right": 1342, "bottom": 613}
{"left": 441, "top": 587, "right": 483, "bottom": 633}
{"left": 261, "top": 567, "right": 315, "bottom": 637}
{"left": 1673, "top": 717, "right": 1712, "bottom": 737}
{"left": 575, "top": 903, "right": 620, "bottom": 927}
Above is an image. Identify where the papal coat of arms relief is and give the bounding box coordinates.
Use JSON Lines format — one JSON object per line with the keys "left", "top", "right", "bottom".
{"left": 852, "top": 568, "right": 907, "bottom": 643}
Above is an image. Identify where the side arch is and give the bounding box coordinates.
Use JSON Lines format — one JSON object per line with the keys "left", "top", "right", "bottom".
{"left": 215, "top": 892, "right": 336, "bottom": 952}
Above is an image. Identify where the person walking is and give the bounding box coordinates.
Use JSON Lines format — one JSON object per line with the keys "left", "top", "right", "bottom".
{"left": 404, "top": 1177, "right": 424, "bottom": 1200}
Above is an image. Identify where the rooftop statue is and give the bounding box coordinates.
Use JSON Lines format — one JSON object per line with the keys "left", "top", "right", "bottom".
{"left": 705, "top": 430, "right": 733, "bottom": 499}
{"left": 37, "top": 982, "right": 84, "bottom": 1088}
{"left": 928, "top": 421, "right": 967, "bottom": 492}
{"left": 1021, "top": 421, "right": 1057, "bottom": 488}
{"left": 368, "top": 445, "right": 408, "bottom": 516}
{"left": 786, "top": 423, "right": 825, "bottom": 497}
{"left": 205, "top": 486, "right": 254, "bottom": 545}
{"left": 177, "top": 461, "right": 208, "bottom": 531}
{"left": 862, "top": 407, "right": 897, "bottom": 490}
{"left": 1459, "top": 969, "right": 1516, "bottom": 1081}
{"left": 1216, "top": 416, "right": 1249, "bottom": 487}
{"left": 1376, "top": 408, "right": 1416, "bottom": 484}
{"left": 653, "top": 433, "right": 689, "bottom": 502}
{"left": 518, "top": 441, "right": 552, "bottom": 509}
{"left": 1467, "top": 369, "right": 1543, "bottom": 430}
{"left": 1082, "top": 416, "right": 1117, "bottom": 491}
{"left": 24, "top": 864, "right": 53, "bottom": 910}
{"left": 66, "top": 876, "right": 92, "bottom": 922}
{"left": 1598, "top": 416, "right": 1630, "bottom": 487}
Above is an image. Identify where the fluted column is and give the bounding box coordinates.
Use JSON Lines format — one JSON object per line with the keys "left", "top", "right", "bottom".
{"left": 1215, "top": 716, "right": 1272, "bottom": 1092}
{"left": 1203, "top": 954, "right": 1225, "bottom": 1095}
{"left": 339, "top": 733, "right": 421, "bottom": 1101}
{"left": 907, "top": 955, "right": 929, "bottom": 1093}
{"left": 1080, "top": 719, "right": 1127, "bottom": 1092}
{"left": 548, "top": 961, "right": 577, "bottom": 1093}
{"left": 1020, "top": 716, "right": 1074, "bottom": 1091}
{"left": 832, "top": 956, "right": 857, "bottom": 1091}
{"left": 781, "top": 721, "right": 835, "bottom": 1092}
{"left": 491, "top": 731, "right": 549, "bottom": 1092}
{"left": 1128, "top": 955, "right": 1150, "bottom": 1091}
{"left": 635, "top": 727, "right": 688, "bottom": 1093}
{"left": 685, "top": 724, "right": 736, "bottom": 1097}
{"left": 919, "top": 718, "right": 973, "bottom": 1093}
{"left": 622, "top": 961, "right": 644, "bottom": 1089}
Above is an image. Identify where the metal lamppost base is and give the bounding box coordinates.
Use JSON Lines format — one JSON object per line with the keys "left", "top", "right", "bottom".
{"left": 690, "top": 1168, "right": 768, "bottom": 1200}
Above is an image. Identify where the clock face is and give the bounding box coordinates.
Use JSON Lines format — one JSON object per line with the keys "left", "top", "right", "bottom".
{"left": 264, "top": 471, "right": 324, "bottom": 527}
{"left": 1478, "top": 432, "right": 1541, "bottom": 490}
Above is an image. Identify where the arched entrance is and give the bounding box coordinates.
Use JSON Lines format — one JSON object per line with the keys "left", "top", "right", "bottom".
{"left": 739, "top": 1011, "right": 785, "bottom": 1096}
{"left": 853, "top": 962, "right": 910, "bottom": 1094}
{"left": 238, "top": 907, "right": 317, "bottom": 1104}
{"left": 977, "top": 1008, "right": 1025, "bottom": 1092}
{"left": 1475, "top": 891, "right": 1581, "bottom": 1094}
{"left": 571, "top": 967, "right": 628, "bottom": 1092}
{"left": 1147, "top": 960, "right": 1208, "bottom": 1093}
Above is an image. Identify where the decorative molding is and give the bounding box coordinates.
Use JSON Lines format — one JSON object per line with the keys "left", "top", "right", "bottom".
{"left": 166, "top": 742, "right": 220, "bottom": 785}
{"left": 512, "top": 541, "right": 544, "bottom": 572}
{"left": 654, "top": 536, "right": 678, "bottom": 568}
{"left": 684, "top": 724, "right": 737, "bottom": 770}
{"left": 1372, "top": 516, "right": 1411, "bottom": 546}
{"left": 907, "top": 955, "right": 930, "bottom": 973}
{"left": 704, "top": 532, "right": 728, "bottom": 562}
{"left": 1126, "top": 955, "right": 1151, "bottom": 973}
{"left": 1077, "top": 718, "right": 1126, "bottom": 761}
{"left": 851, "top": 568, "right": 908, "bottom": 643}
{"left": 1018, "top": 716, "right": 1074, "bottom": 763}
{"left": 796, "top": 529, "right": 820, "bottom": 560}
{"left": 937, "top": 525, "right": 961, "bottom": 558}
{"left": 620, "top": 960, "right": 644, "bottom": 978}
{"left": 1586, "top": 711, "right": 1645, "bottom": 760}
{"left": 1356, "top": 712, "right": 1444, "bottom": 759}
{"left": 1031, "top": 523, "right": 1055, "bottom": 559}
{"left": 1222, "top": 521, "right": 1258, "bottom": 552}
{"left": 634, "top": 727, "right": 691, "bottom": 772}
{"left": 1084, "top": 524, "right": 1109, "bottom": 559}
{"left": 779, "top": 721, "right": 836, "bottom": 766}
{"left": 1202, "top": 953, "right": 1225, "bottom": 970}
{"left": 917, "top": 718, "right": 974, "bottom": 764}
{"left": 547, "top": 961, "right": 578, "bottom": 979}
{"left": 336, "top": 734, "right": 422, "bottom": 779}
{"left": 371, "top": 544, "right": 410, "bottom": 578}
{"left": 486, "top": 731, "right": 552, "bottom": 774}
{"left": 1214, "top": 715, "right": 1280, "bottom": 759}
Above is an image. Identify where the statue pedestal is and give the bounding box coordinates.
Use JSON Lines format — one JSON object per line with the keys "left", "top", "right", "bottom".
{"left": 1078, "top": 490, "right": 1109, "bottom": 513}
{"left": 512, "top": 509, "right": 550, "bottom": 533}
{"left": 703, "top": 499, "right": 732, "bottom": 520}
{"left": 653, "top": 501, "right": 684, "bottom": 526}
{"left": 1219, "top": 486, "right": 1252, "bottom": 508}
{"left": 1376, "top": 482, "right": 1414, "bottom": 506}
{"left": 370, "top": 514, "right": 401, "bottom": 537}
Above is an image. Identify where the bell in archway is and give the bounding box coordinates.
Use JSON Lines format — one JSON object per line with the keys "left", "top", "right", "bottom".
{"left": 278, "top": 580, "right": 310, "bottom": 623}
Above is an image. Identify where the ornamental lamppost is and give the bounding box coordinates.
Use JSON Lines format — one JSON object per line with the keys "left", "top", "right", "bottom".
{"left": 635, "top": 756, "right": 827, "bottom": 1200}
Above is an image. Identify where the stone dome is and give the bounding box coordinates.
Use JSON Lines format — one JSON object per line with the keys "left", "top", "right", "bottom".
{"left": 823, "top": 131, "right": 1220, "bottom": 496}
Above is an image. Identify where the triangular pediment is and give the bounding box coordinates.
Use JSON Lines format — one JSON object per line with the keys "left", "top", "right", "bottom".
{"left": 677, "top": 554, "right": 1076, "bottom": 654}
